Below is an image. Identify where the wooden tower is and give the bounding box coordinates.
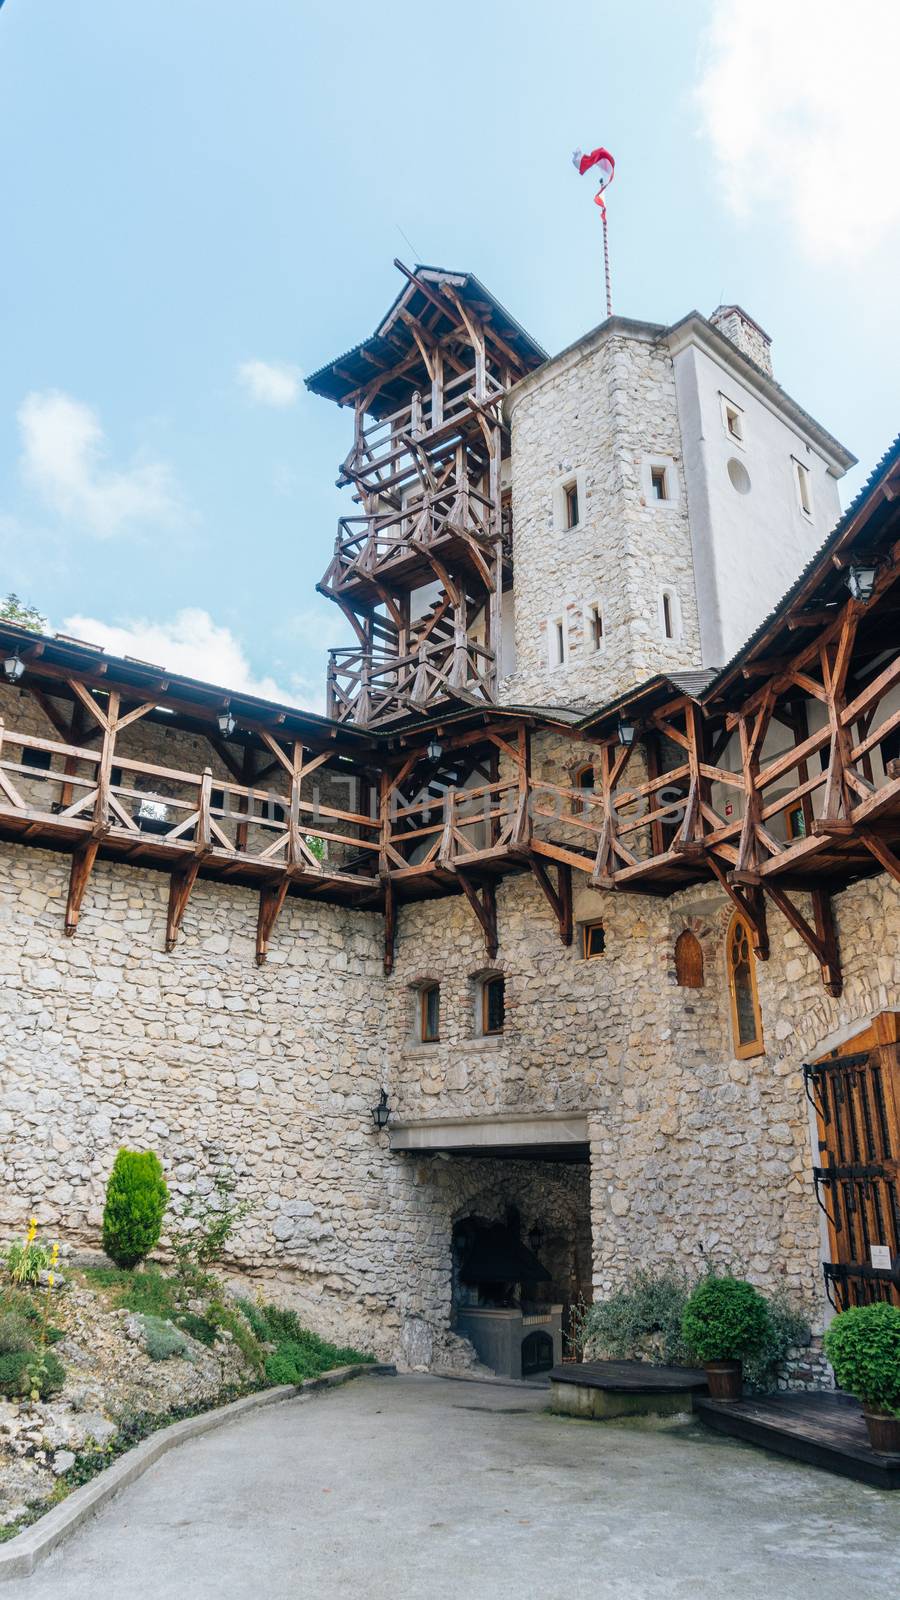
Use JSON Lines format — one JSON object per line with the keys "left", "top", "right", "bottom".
{"left": 307, "top": 264, "right": 545, "bottom": 726}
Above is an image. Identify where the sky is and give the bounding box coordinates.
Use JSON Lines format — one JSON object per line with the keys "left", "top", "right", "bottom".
{"left": 1, "top": 0, "right": 898, "bottom": 712}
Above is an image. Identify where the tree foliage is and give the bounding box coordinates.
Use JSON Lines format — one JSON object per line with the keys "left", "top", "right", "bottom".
{"left": 102, "top": 1149, "right": 169, "bottom": 1269}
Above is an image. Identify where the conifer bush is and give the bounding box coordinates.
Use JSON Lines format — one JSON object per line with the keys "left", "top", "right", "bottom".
{"left": 101, "top": 1149, "right": 169, "bottom": 1269}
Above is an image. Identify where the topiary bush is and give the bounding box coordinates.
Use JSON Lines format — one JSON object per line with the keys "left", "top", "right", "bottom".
{"left": 823, "top": 1302, "right": 900, "bottom": 1417}
{"left": 681, "top": 1274, "right": 770, "bottom": 1364}
{"left": 102, "top": 1149, "right": 169, "bottom": 1269}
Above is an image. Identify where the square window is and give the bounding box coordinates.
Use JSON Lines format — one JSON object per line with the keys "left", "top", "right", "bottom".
{"left": 650, "top": 466, "right": 669, "bottom": 502}
{"left": 482, "top": 976, "right": 505, "bottom": 1036}
{"left": 581, "top": 922, "right": 605, "bottom": 959}
{"left": 21, "top": 746, "right": 51, "bottom": 771}
{"left": 564, "top": 481, "right": 579, "bottom": 529}
{"left": 420, "top": 984, "right": 440, "bottom": 1042}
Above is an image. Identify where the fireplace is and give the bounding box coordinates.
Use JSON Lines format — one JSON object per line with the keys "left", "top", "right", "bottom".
{"left": 452, "top": 1212, "right": 564, "bottom": 1379}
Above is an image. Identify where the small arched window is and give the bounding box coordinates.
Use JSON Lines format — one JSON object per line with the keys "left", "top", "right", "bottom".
{"left": 573, "top": 764, "right": 595, "bottom": 816}
{"left": 674, "top": 930, "right": 704, "bottom": 988}
{"left": 727, "top": 913, "right": 764, "bottom": 1059}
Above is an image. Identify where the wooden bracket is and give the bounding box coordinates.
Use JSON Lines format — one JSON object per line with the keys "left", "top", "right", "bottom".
{"left": 529, "top": 855, "right": 573, "bottom": 948}
{"left": 859, "top": 830, "right": 900, "bottom": 885}
{"left": 255, "top": 876, "right": 292, "bottom": 967}
{"left": 764, "top": 885, "right": 842, "bottom": 996}
{"left": 456, "top": 871, "right": 498, "bottom": 962}
{"left": 165, "top": 859, "right": 203, "bottom": 953}
{"left": 65, "top": 840, "right": 100, "bottom": 937}
{"left": 710, "top": 855, "right": 769, "bottom": 958}
{"left": 383, "top": 875, "right": 396, "bottom": 976}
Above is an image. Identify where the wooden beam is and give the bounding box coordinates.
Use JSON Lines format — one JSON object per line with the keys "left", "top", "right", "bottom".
{"left": 456, "top": 871, "right": 499, "bottom": 961}
{"left": 255, "top": 876, "right": 291, "bottom": 967}
{"left": 529, "top": 855, "right": 573, "bottom": 947}
{"left": 65, "top": 840, "right": 100, "bottom": 936}
{"left": 859, "top": 830, "right": 900, "bottom": 885}
{"left": 165, "top": 859, "right": 202, "bottom": 953}
{"left": 764, "top": 884, "right": 842, "bottom": 996}
{"left": 383, "top": 875, "right": 395, "bottom": 976}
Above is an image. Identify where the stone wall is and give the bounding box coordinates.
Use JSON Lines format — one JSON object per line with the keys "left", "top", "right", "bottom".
{"left": 500, "top": 327, "right": 703, "bottom": 707}
{"left": 0, "top": 808, "right": 896, "bottom": 1365}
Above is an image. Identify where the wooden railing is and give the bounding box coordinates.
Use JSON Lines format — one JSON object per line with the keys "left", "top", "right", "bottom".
{"left": 326, "top": 632, "right": 497, "bottom": 726}
{"left": 340, "top": 368, "right": 505, "bottom": 493}
{"left": 320, "top": 480, "right": 497, "bottom": 599}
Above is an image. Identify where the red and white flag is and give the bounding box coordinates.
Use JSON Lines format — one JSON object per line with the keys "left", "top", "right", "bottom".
{"left": 572, "top": 146, "right": 615, "bottom": 215}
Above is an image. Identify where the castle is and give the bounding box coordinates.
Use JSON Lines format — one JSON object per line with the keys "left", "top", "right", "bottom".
{"left": 0, "top": 262, "right": 897, "bottom": 1376}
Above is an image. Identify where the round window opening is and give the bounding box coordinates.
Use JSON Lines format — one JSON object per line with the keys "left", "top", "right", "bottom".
{"left": 727, "top": 456, "right": 751, "bottom": 494}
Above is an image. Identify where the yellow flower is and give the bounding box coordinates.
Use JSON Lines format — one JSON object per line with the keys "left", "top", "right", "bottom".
{"left": 50, "top": 1243, "right": 59, "bottom": 1264}
{"left": 47, "top": 1272, "right": 54, "bottom": 1288}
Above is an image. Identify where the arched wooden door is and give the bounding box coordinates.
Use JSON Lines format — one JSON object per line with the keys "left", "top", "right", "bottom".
{"left": 805, "top": 1013, "right": 900, "bottom": 1309}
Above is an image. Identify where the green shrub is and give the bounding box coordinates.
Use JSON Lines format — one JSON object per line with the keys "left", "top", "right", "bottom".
{"left": 175, "top": 1312, "right": 218, "bottom": 1347}
{"left": 824, "top": 1302, "right": 900, "bottom": 1417}
{"left": 743, "top": 1291, "right": 811, "bottom": 1390}
{"left": 207, "top": 1301, "right": 266, "bottom": 1375}
{"left": 234, "top": 1296, "right": 371, "bottom": 1385}
{"left": 0, "top": 1348, "right": 65, "bottom": 1398}
{"left": 0, "top": 1313, "right": 33, "bottom": 1356}
{"left": 102, "top": 1150, "right": 168, "bottom": 1269}
{"left": 137, "top": 1314, "right": 194, "bottom": 1363}
{"left": 681, "top": 1274, "right": 770, "bottom": 1364}
{"left": 583, "top": 1269, "right": 693, "bottom": 1366}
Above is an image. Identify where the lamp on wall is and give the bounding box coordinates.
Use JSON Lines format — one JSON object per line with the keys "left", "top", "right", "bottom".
{"left": 616, "top": 713, "right": 637, "bottom": 748}
{"left": 2, "top": 652, "right": 25, "bottom": 684}
{"left": 845, "top": 563, "right": 878, "bottom": 604}
{"left": 217, "top": 709, "right": 236, "bottom": 738}
{"left": 371, "top": 1088, "right": 391, "bottom": 1130}
{"left": 426, "top": 738, "right": 443, "bottom": 763}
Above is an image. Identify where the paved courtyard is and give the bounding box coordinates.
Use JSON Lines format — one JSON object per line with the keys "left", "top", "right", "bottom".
{"left": 6, "top": 1374, "right": 899, "bottom": 1599}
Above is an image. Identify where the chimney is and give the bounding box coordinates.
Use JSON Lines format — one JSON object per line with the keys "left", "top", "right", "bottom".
{"left": 709, "top": 305, "right": 773, "bottom": 378}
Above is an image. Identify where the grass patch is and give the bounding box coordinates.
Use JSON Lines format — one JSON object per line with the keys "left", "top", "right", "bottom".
{"left": 235, "top": 1298, "right": 372, "bottom": 1383}
{"left": 80, "top": 1264, "right": 180, "bottom": 1320}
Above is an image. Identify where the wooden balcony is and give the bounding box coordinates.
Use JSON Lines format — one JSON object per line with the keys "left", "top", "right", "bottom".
{"left": 319, "top": 480, "right": 501, "bottom": 609}
{"left": 326, "top": 633, "right": 497, "bottom": 726}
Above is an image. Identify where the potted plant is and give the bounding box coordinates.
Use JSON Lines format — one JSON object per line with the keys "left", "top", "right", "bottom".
{"left": 823, "top": 1301, "right": 900, "bottom": 1454}
{"left": 681, "top": 1274, "right": 769, "bottom": 1399}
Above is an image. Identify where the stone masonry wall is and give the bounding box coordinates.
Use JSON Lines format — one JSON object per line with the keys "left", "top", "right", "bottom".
{"left": 500, "top": 328, "right": 703, "bottom": 707}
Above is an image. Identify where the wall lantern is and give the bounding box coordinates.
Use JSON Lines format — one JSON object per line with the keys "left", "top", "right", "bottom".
{"left": 2, "top": 653, "right": 25, "bottom": 684}
{"left": 616, "top": 713, "right": 637, "bottom": 748}
{"left": 845, "top": 563, "right": 878, "bottom": 604}
{"left": 217, "top": 709, "right": 236, "bottom": 737}
{"left": 426, "top": 738, "right": 443, "bottom": 763}
{"left": 371, "top": 1088, "right": 391, "bottom": 1130}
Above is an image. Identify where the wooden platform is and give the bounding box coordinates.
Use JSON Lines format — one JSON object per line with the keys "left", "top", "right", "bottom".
{"left": 549, "top": 1360, "right": 707, "bottom": 1420}
{"left": 695, "top": 1391, "right": 900, "bottom": 1490}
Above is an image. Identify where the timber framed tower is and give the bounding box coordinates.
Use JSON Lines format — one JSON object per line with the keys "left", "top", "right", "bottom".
{"left": 308, "top": 264, "right": 545, "bottom": 726}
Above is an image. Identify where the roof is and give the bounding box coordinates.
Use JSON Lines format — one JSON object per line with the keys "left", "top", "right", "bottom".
{"left": 305, "top": 264, "right": 547, "bottom": 417}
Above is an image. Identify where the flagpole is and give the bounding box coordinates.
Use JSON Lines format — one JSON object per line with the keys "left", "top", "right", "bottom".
{"left": 602, "top": 209, "right": 612, "bottom": 318}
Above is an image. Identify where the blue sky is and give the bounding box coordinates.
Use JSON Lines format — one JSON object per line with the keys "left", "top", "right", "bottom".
{"left": 1, "top": 1, "right": 898, "bottom": 710}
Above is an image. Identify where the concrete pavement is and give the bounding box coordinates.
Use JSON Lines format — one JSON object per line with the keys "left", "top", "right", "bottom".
{"left": 4, "top": 1373, "right": 898, "bottom": 1599}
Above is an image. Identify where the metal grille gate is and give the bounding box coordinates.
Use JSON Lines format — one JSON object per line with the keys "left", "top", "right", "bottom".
{"left": 804, "top": 1036, "right": 900, "bottom": 1310}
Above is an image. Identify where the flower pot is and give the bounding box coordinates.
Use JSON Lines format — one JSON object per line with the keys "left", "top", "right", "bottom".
{"left": 704, "top": 1360, "right": 743, "bottom": 1400}
{"left": 863, "top": 1411, "right": 900, "bottom": 1455}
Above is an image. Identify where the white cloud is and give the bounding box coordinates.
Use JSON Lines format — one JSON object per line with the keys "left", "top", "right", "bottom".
{"left": 236, "top": 359, "right": 301, "bottom": 407}
{"left": 696, "top": 1, "right": 900, "bottom": 263}
{"left": 61, "top": 607, "right": 324, "bottom": 711}
{"left": 18, "top": 391, "right": 184, "bottom": 538}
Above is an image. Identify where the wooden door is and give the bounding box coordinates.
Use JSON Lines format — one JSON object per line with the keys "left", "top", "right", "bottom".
{"left": 805, "top": 1015, "right": 900, "bottom": 1309}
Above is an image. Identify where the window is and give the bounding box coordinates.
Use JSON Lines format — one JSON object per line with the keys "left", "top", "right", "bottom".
{"left": 548, "top": 615, "right": 567, "bottom": 669}
{"left": 564, "top": 481, "right": 579, "bottom": 529}
{"left": 420, "top": 984, "right": 440, "bottom": 1042}
{"left": 674, "top": 930, "right": 704, "bottom": 988}
{"left": 727, "top": 456, "right": 751, "bottom": 494}
{"left": 581, "top": 921, "right": 605, "bottom": 959}
{"left": 787, "top": 804, "right": 807, "bottom": 841}
{"left": 726, "top": 913, "right": 764, "bottom": 1059}
{"left": 662, "top": 593, "right": 673, "bottom": 638}
{"left": 659, "top": 588, "right": 679, "bottom": 641}
{"left": 794, "top": 459, "right": 812, "bottom": 517}
{"left": 586, "top": 602, "right": 604, "bottom": 651}
{"left": 481, "top": 975, "right": 505, "bottom": 1036}
{"left": 721, "top": 397, "right": 744, "bottom": 444}
{"left": 573, "top": 764, "right": 595, "bottom": 816}
{"left": 21, "top": 746, "right": 51, "bottom": 772}
{"left": 650, "top": 466, "right": 669, "bottom": 502}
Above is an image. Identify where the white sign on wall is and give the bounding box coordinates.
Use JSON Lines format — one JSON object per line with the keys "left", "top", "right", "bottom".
{"left": 870, "top": 1244, "right": 893, "bottom": 1270}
